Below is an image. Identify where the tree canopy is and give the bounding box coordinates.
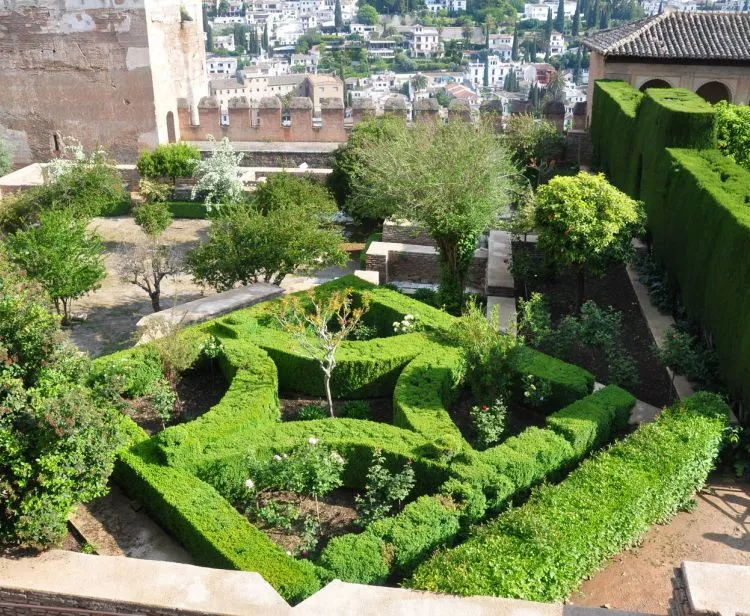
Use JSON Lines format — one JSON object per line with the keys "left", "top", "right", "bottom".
{"left": 136, "top": 143, "right": 201, "bottom": 183}
{"left": 351, "top": 119, "right": 518, "bottom": 312}
{"left": 357, "top": 4, "right": 380, "bottom": 24}
{"left": 187, "top": 174, "right": 347, "bottom": 290}
{"left": 0, "top": 257, "right": 121, "bottom": 547}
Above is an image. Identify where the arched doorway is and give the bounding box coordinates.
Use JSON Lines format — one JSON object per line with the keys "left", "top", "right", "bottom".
{"left": 639, "top": 78, "right": 671, "bottom": 92}
{"left": 166, "top": 111, "right": 176, "bottom": 143}
{"left": 696, "top": 81, "right": 731, "bottom": 104}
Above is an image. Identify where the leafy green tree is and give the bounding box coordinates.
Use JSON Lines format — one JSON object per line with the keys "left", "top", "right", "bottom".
{"left": 134, "top": 200, "right": 173, "bottom": 237}
{"left": 351, "top": 119, "right": 517, "bottom": 313}
{"left": 572, "top": 5, "right": 580, "bottom": 36}
{"left": 1, "top": 143, "right": 127, "bottom": 229}
{"left": 0, "top": 139, "right": 11, "bottom": 177}
{"left": 544, "top": 7, "right": 553, "bottom": 43}
{"left": 136, "top": 143, "right": 201, "bottom": 183}
{"left": 6, "top": 210, "right": 106, "bottom": 323}
{"left": 191, "top": 136, "right": 245, "bottom": 211}
{"left": 187, "top": 174, "right": 347, "bottom": 289}
{"left": 411, "top": 73, "right": 428, "bottom": 91}
{"left": 0, "top": 257, "right": 121, "bottom": 546}
{"left": 262, "top": 23, "right": 269, "bottom": 51}
{"left": 554, "top": 0, "right": 565, "bottom": 32}
{"left": 715, "top": 102, "right": 750, "bottom": 171}
{"left": 511, "top": 24, "right": 519, "bottom": 60}
{"left": 327, "top": 115, "right": 406, "bottom": 220}
{"left": 357, "top": 3, "right": 380, "bottom": 24}
{"left": 503, "top": 114, "right": 564, "bottom": 185}
{"left": 545, "top": 70, "right": 566, "bottom": 103}
{"left": 535, "top": 173, "right": 643, "bottom": 310}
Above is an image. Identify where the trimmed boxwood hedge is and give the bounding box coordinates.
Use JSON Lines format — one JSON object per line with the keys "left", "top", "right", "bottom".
{"left": 407, "top": 392, "right": 729, "bottom": 601}
{"left": 109, "top": 276, "right": 620, "bottom": 601}
{"left": 318, "top": 385, "right": 635, "bottom": 584}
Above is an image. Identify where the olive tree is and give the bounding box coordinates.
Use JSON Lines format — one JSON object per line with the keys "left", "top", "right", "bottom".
{"left": 351, "top": 119, "right": 518, "bottom": 313}
{"left": 117, "top": 241, "right": 182, "bottom": 312}
{"left": 535, "top": 172, "right": 643, "bottom": 311}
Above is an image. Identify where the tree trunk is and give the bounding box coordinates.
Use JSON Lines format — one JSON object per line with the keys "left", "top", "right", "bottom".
{"left": 61, "top": 298, "right": 71, "bottom": 325}
{"left": 150, "top": 290, "right": 161, "bottom": 312}
{"left": 324, "top": 372, "right": 334, "bottom": 418}
{"left": 576, "top": 264, "right": 585, "bottom": 312}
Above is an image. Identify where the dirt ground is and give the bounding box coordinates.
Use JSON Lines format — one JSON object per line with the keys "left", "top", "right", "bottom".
{"left": 570, "top": 477, "right": 750, "bottom": 614}
{"left": 68, "top": 217, "right": 210, "bottom": 357}
{"left": 66, "top": 217, "right": 356, "bottom": 357}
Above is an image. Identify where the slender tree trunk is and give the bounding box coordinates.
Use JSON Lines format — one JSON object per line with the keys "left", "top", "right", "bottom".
{"left": 150, "top": 290, "right": 161, "bottom": 312}
{"left": 324, "top": 371, "right": 334, "bottom": 418}
{"left": 61, "top": 298, "right": 71, "bottom": 325}
{"left": 576, "top": 263, "right": 585, "bottom": 312}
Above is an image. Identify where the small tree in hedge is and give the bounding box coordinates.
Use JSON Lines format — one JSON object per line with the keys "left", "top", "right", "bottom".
{"left": 352, "top": 119, "right": 517, "bottom": 313}
{"left": 136, "top": 143, "right": 201, "bottom": 183}
{"left": 275, "top": 289, "right": 370, "bottom": 417}
{"left": 6, "top": 209, "right": 106, "bottom": 323}
{"left": 535, "top": 172, "right": 643, "bottom": 311}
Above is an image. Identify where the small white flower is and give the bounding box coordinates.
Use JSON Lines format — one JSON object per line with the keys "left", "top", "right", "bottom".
{"left": 308, "top": 437, "right": 318, "bottom": 445}
{"left": 286, "top": 551, "right": 292, "bottom": 556}
{"left": 393, "top": 322, "right": 400, "bottom": 328}
{"left": 245, "top": 479, "right": 255, "bottom": 489}
{"left": 330, "top": 451, "right": 344, "bottom": 465}
{"left": 282, "top": 453, "right": 288, "bottom": 459}
{"left": 405, "top": 314, "right": 414, "bottom": 321}
{"left": 273, "top": 454, "right": 282, "bottom": 461}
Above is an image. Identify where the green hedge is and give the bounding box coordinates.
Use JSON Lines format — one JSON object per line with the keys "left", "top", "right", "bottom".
{"left": 506, "top": 345, "right": 594, "bottom": 412}
{"left": 318, "top": 532, "right": 392, "bottom": 585}
{"left": 393, "top": 346, "right": 466, "bottom": 443}
{"left": 590, "top": 80, "right": 644, "bottom": 194}
{"left": 115, "top": 442, "right": 320, "bottom": 603}
{"left": 166, "top": 200, "right": 208, "bottom": 219}
{"left": 545, "top": 384, "right": 635, "bottom": 457}
{"left": 99, "top": 198, "right": 132, "bottom": 217}
{"left": 649, "top": 148, "right": 750, "bottom": 411}
{"left": 408, "top": 392, "right": 729, "bottom": 601}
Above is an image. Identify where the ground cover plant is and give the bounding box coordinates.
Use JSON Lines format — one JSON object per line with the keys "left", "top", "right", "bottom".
{"left": 107, "top": 276, "right": 650, "bottom": 603}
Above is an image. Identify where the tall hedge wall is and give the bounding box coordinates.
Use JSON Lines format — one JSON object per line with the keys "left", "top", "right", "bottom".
{"left": 590, "top": 80, "right": 644, "bottom": 194}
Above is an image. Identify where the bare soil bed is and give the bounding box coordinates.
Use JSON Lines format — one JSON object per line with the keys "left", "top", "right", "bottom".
{"left": 514, "top": 243, "right": 674, "bottom": 408}
{"left": 280, "top": 395, "right": 393, "bottom": 423}
{"left": 570, "top": 477, "right": 750, "bottom": 614}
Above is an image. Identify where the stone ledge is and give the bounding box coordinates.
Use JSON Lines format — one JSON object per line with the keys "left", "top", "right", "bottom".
{"left": 136, "top": 283, "right": 282, "bottom": 341}
{"left": 0, "top": 551, "right": 289, "bottom": 616}
{"left": 681, "top": 561, "right": 750, "bottom": 616}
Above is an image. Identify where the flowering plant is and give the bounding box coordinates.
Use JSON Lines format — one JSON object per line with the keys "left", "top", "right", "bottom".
{"left": 469, "top": 397, "right": 508, "bottom": 449}
{"left": 522, "top": 374, "right": 551, "bottom": 408}
{"left": 393, "top": 314, "right": 421, "bottom": 334}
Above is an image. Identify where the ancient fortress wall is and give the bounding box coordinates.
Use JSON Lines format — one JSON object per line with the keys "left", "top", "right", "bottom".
{"left": 0, "top": 0, "right": 207, "bottom": 164}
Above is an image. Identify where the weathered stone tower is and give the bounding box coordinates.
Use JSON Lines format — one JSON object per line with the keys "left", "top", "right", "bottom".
{"left": 0, "top": 0, "right": 209, "bottom": 164}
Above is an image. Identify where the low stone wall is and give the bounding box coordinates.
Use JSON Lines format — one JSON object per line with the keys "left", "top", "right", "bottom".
{"left": 136, "top": 283, "right": 282, "bottom": 342}
{"left": 0, "top": 551, "right": 651, "bottom": 616}
{"left": 381, "top": 219, "right": 435, "bottom": 247}
{"left": 365, "top": 241, "right": 487, "bottom": 290}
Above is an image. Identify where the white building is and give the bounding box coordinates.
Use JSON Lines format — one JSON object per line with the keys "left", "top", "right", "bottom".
{"left": 350, "top": 22, "right": 379, "bottom": 38}
{"left": 523, "top": 1, "right": 576, "bottom": 20}
{"left": 207, "top": 56, "right": 238, "bottom": 75}
{"left": 408, "top": 25, "right": 440, "bottom": 57}
{"left": 214, "top": 34, "right": 236, "bottom": 52}
{"left": 367, "top": 39, "right": 397, "bottom": 59}
{"left": 290, "top": 52, "right": 319, "bottom": 71}
{"left": 465, "top": 56, "right": 514, "bottom": 88}
{"left": 549, "top": 31, "right": 566, "bottom": 55}
{"left": 489, "top": 33, "right": 514, "bottom": 48}
{"left": 424, "top": 0, "right": 467, "bottom": 13}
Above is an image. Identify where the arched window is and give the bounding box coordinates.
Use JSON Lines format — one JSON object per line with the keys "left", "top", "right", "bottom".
{"left": 166, "top": 111, "right": 176, "bottom": 143}
{"left": 639, "top": 78, "right": 671, "bottom": 92}
{"left": 696, "top": 81, "right": 731, "bottom": 104}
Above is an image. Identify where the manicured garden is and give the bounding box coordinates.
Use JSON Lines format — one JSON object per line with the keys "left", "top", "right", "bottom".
{"left": 100, "top": 276, "right": 729, "bottom": 603}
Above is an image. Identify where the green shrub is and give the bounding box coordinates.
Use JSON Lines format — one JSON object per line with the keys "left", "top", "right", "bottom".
{"left": 715, "top": 101, "right": 750, "bottom": 171}
{"left": 408, "top": 392, "right": 729, "bottom": 601}
{"left": 166, "top": 200, "right": 208, "bottom": 219}
{"left": 136, "top": 143, "right": 201, "bottom": 182}
{"left": 318, "top": 533, "right": 392, "bottom": 584}
{"left": 545, "top": 384, "right": 635, "bottom": 457}
{"left": 297, "top": 404, "right": 328, "bottom": 421}
{"left": 368, "top": 495, "right": 460, "bottom": 575}
{"left": 339, "top": 400, "right": 372, "bottom": 420}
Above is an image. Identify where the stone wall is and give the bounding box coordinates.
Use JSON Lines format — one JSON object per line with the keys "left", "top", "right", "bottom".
{"left": 178, "top": 96, "right": 348, "bottom": 144}
{"left": 0, "top": 0, "right": 207, "bottom": 165}
{"left": 381, "top": 220, "right": 435, "bottom": 246}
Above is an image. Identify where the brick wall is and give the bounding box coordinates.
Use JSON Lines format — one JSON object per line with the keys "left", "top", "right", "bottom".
{"left": 0, "top": 588, "right": 216, "bottom": 616}
{"left": 366, "top": 247, "right": 487, "bottom": 289}
{"left": 381, "top": 221, "right": 435, "bottom": 246}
